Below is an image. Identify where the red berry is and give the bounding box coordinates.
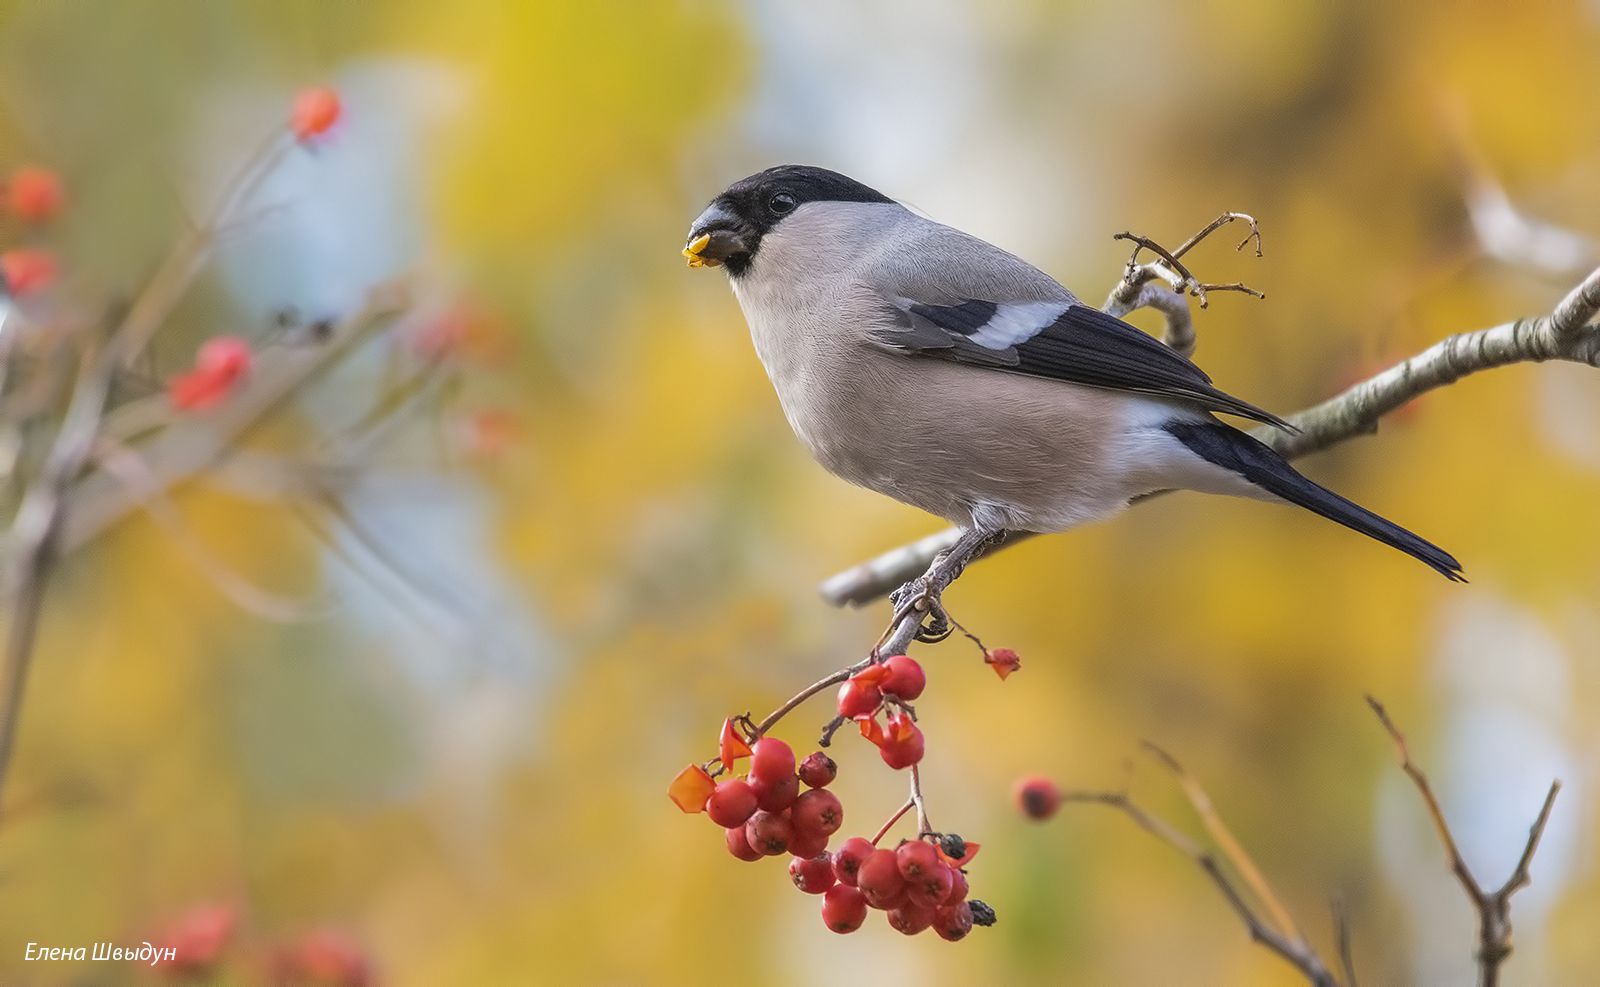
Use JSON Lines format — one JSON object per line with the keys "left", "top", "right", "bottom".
{"left": 744, "top": 810, "right": 793, "bottom": 856}
{"left": 196, "top": 337, "right": 252, "bottom": 380}
{"left": 789, "top": 854, "right": 836, "bottom": 894}
{"left": 887, "top": 902, "right": 935, "bottom": 936}
{"left": 6, "top": 167, "right": 64, "bottom": 223}
{"left": 821, "top": 884, "right": 868, "bottom": 934}
{"left": 896, "top": 840, "right": 940, "bottom": 880}
{"left": 797, "top": 751, "right": 837, "bottom": 788}
{"left": 856, "top": 848, "right": 906, "bottom": 909}
{"left": 832, "top": 837, "right": 874, "bottom": 887}
{"left": 788, "top": 827, "right": 829, "bottom": 859}
{"left": 906, "top": 862, "right": 955, "bottom": 908}
{"left": 879, "top": 716, "right": 925, "bottom": 770}
{"left": 944, "top": 867, "right": 969, "bottom": 905}
{"left": 0, "top": 249, "right": 57, "bottom": 297}
{"left": 291, "top": 87, "right": 342, "bottom": 141}
{"left": 934, "top": 901, "right": 974, "bottom": 941}
{"left": 880, "top": 655, "right": 925, "bottom": 700}
{"left": 749, "top": 738, "right": 796, "bottom": 784}
{"left": 706, "top": 779, "right": 758, "bottom": 828}
{"left": 791, "top": 789, "right": 844, "bottom": 840}
{"left": 725, "top": 825, "right": 762, "bottom": 862}
{"left": 750, "top": 771, "right": 799, "bottom": 812}
{"left": 836, "top": 678, "right": 882, "bottom": 719}
{"left": 1015, "top": 775, "right": 1061, "bottom": 821}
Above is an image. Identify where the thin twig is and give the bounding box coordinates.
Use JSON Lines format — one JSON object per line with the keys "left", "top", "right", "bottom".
{"left": 1143, "top": 741, "right": 1306, "bottom": 944}
{"left": 1331, "top": 898, "right": 1359, "bottom": 987}
{"left": 1366, "top": 695, "right": 1561, "bottom": 987}
{"left": 1062, "top": 788, "right": 1337, "bottom": 987}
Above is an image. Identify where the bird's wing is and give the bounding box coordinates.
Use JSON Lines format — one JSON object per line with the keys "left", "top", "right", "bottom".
{"left": 863, "top": 222, "right": 1294, "bottom": 431}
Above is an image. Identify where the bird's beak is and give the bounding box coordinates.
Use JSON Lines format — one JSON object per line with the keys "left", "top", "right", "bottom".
{"left": 683, "top": 203, "right": 748, "bottom": 269}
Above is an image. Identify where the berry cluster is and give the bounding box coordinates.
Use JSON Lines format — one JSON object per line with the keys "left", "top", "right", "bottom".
{"left": 836, "top": 654, "right": 926, "bottom": 768}
{"left": 670, "top": 654, "right": 999, "bottom": 939}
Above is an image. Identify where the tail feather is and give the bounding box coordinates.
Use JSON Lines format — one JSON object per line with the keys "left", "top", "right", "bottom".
{"left": 1164, "top": 420, "right": 1466, "bottom": 582}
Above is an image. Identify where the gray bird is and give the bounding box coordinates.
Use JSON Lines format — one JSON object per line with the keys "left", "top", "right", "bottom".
{"left": 683, "top": 165, "right": 1462, "bottom": 582}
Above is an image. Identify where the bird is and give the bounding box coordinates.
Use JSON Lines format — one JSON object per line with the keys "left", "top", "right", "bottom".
{"left": 682, "top": 164, "right": 1463, "bottom": 584}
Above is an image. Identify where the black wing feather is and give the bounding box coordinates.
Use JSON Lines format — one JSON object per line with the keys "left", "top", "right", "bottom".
{"left": 882, "top": 299, "right": 1294, "bottom": 432}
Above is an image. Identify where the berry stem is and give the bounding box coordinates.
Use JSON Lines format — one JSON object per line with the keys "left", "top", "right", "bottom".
{"left": 870, "top": 799, "right": 914, "bottom": 846}
{"left": 910, "top": 764, "right": 933, "bottom": 837}
{"left": 869, "top": 765, "right": 934, "bottom": 845}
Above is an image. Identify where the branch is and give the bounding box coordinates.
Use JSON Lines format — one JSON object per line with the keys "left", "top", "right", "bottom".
{"left": 1061, "top": 785, "right": 1338, "bottom": 986}
{"left": 1366, "top": 696, "right": 1560, "bottom": 987}
{"left": 821, "top": 259, "right": 1600, "bottom": 607}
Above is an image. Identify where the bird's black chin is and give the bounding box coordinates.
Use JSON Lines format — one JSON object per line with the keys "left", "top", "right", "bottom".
{"left": 722, "top": 250, "right": 753, "bottom": 277}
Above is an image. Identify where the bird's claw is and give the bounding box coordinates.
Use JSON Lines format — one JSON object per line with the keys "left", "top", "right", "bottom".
{"left": 888, "top": 576, "right": 952, "bottom": 645}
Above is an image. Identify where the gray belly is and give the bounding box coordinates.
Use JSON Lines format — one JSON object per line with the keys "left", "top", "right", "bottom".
{"left": 770, "top": 344, "right": 1143, "bottom": 531}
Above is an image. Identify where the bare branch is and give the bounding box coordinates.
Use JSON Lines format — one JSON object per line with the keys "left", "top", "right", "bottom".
{"left": 1366, "top": 695, "right": 1561, "bottom": 986}
{"left": 1062, "top": 787, "right": 1338, "bottom": 986}
{"left": 1332, "top": 898, "right": 1359, "bottom": 987}
{"left": 1143, "top": 741, "right": 1305, "bottom": 945}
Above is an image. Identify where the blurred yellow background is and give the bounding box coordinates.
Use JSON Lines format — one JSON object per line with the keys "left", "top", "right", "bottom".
{"left": 1, "top": 0, "right": 1597, "bottom": 984}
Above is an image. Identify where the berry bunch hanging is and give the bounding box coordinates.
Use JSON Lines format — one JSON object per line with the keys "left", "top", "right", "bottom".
{"left": 670, "top": 651, "right": 1008, "bottom": 939}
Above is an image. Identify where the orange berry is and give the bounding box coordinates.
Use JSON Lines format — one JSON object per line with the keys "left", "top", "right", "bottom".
{"left": 0, "top": 249, "right": 58, "bottom": 296}
{"left": 6, "top": 167, "right": 65, "bottom": 222}
{"left": 291, "top": 87, "right": 342, "bottom": 141}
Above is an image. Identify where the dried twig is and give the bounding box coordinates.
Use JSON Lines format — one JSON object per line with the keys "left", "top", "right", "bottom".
{"left": 1143, "top": 741, "right": 1305, "bottom": 945}
{"left": 1366, "top": 696, "right": 1561, "bottom": 987}
{"left": 1061, "top": 785, "right": 1338, "bottom": 986}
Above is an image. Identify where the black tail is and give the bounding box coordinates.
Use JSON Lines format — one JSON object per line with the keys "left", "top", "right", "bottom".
{"left": 1165, "top": 420, "right": 1466, "bottom": 582}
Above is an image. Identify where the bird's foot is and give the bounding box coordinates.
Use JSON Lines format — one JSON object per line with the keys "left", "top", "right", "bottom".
{"left": 888, "top": 575, "right": 953, "bottom": 645}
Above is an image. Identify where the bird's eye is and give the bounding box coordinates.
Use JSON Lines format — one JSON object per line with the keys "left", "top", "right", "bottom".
{"left": 768, "top": 191, "right": 797, "bottom": 215}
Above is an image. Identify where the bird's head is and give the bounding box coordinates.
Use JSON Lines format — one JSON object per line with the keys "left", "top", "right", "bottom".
{"left": 683, "top": 165, "right": 892, "bottom": 277}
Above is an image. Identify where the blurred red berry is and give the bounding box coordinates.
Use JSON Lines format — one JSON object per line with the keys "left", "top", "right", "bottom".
{"left": 895, "top": 840, "right": 940, "bottom": 881}
{"left": 878, "top": 714, "right": 924, "bottom": 770}
{"left": 291, "top": 87, "right": 342, "bottom": 142}
{"left": 718, "top": 718, "right": 753, "bottom": 772}
{"left": 273, "top": 928, "right": 369, "bottom": 987}
{"left": 705, "top": 779, "right": 758, "bottom": 828}
{"left": 787, "top": 826, "right": 829, "bottom": 859}
{"left": 887, "top": 902, "right": 935, "bottom": 936}
{"left": 880, "top": 655, "right": 925, "bottom": 700}
{"left": 6, "top": 166, "right": 64, "bottom": 223}
{"left": 789, "top": 854, "right": 836, "bottom": 894}
{"left": 750, "top": 770, "right": 799, "bottom": 812}
{"left": 934, "top": 901, "right": 974, "bottom": 942}
{"left": 832, "top": 837, "right": 874, "bottom": 887}
{"left": 744, "top": 809, "right": 793, "bottom": 856}
{"left": 791, "top": 789, "right": 844, "bottom": 840}
{"left": 667, "top": 763, "right": 715, "bottom": 814}
{"left": 836, "top": 677, "right": 883, "bottom": 719}
{"left": 197, "top": 336, "right": 252, "bottom": 378}
{"left": 170, "top": 337, "right": 253, "bottom": 411}
{"left": 856, "top": 848, "right": 906, "bottom": 909}
{"left": 156, "top": 902, "right": 236, "bottom": 974}
{"left": 725, "top": 824, "right": 762, "bottom": 862}
{"left": 797, "top": 751, "right": 836, "bottom": 788}
{"left": 857, "top": 715, "right": 886, "bottom": 747}
{"left": 985, "top": 647, "right": 1021, "bottom": 680}
{"left": 944, "top": 867, "right": 968, "bottom": 905}
{"left": 1014, "top": 775, "right": 1061, "bottom": 821}
{"left": 748, "top": 737, "right": 795, "bottom": 784}
{"left": 821, "top": 884, "right": 868, "bottom": 934}
{"left": 0, "top": 248, "right": 57, "bottom": 297}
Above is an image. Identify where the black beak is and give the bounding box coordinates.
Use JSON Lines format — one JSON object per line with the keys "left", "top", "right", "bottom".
{"left": 683, "top": 203, "right": 748, "bottom": 269}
